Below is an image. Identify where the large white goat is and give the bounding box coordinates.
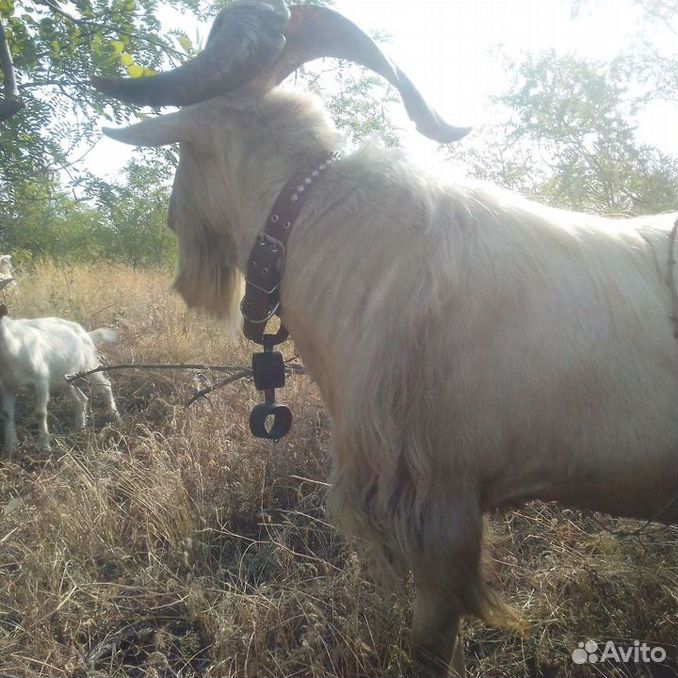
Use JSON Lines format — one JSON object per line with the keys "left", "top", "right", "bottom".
{"left": 0, "top": 299, "right": 120, "bottom": 455}
{"left": 93, "top": 2, "right": 678, "bottom": 675}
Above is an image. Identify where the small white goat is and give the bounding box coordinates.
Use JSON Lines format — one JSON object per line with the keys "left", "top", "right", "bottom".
{"left": 0, "top": 298, "right": 120, "bottom": 455}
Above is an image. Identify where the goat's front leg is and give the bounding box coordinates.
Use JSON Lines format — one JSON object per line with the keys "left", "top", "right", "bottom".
{"left": 34, "top": 381, "right": 51, "bottom": 452}
{"left": 68, "top": 384, "right": 88, "bottom": 430}
{"left": 91, "top": 372, "right": 120, "bottom": 422}
{"left": 409, "top": 497, "right": 486, "bottom": 677}
{"left": 411, "top": 578, "right": 465, "bottom": 677}
{"left": 1, "top": 390, "right": 18, "bottom": 456}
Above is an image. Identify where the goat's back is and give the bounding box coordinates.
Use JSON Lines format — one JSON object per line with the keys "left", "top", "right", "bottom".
{"left": 0, "top": 316, "right": 102, "bottom": 391}
{"left": 285, "top": 154, "right": 678, "bottom": 523}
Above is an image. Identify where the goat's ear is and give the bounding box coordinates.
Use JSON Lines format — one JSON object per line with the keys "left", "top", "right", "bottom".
{"left": 103, "top": 111, "right": 202, "bottom": 147}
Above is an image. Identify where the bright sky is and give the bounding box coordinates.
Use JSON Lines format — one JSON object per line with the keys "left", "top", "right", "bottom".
{"left": 88, "top": 0, "right": 678, "bottom": 178}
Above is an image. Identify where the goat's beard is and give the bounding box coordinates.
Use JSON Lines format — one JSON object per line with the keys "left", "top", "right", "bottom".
{"left": 173, "top": 235, "right": 243, "bottom": 323}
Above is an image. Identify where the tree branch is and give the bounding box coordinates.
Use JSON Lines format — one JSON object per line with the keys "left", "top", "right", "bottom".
{"left": 0, "top": 20, "right": 23, "bottom": 121}
{"left": 64, "top": 360, "right": 308, "bottom": 409}
{"left": 185, "top": 369, "right": 253, "bottom": 406}
{"left": 65, "top": 362, "right": 258, "bottom": 382}
{"left": 186, "top": 363, "right": 307, "bottom": 406}
{"left": 19, "top": 79, "right": 92, "bottom": 90}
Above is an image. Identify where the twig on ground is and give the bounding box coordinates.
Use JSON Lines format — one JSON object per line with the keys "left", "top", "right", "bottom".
{"left": 588, "top": 493, "right": 678, "bottom": 541}
{"left": 185, "top": 369, "right": 252, "bottom": 406}
{"left": 186, "top": 363, "right": 307, "bottom": 406}
{"left": 63, "top": 360, "right": 307, "bottom": 406}
{"left": 65, "top": 363, "right": 252, "bottom": 382}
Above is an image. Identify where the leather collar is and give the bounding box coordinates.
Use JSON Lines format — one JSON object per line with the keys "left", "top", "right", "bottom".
{"left": 240, "top": 150, "right": 340, "bottom": 345}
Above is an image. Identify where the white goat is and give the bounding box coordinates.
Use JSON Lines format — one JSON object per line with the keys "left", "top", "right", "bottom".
{"left": 93, "top": 2, "right": 678, "bottom": 675}
{"left": 0, "top": 301, "right": 120, "bottom": 455}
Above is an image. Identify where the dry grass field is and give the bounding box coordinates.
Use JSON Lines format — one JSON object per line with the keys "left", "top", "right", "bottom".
{"left": 0, "top": 262, "right": 676, "bottom": 677}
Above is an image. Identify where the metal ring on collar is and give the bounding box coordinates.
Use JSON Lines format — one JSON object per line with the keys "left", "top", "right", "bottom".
{"left": 249, "top": 402, "right": 292, "bottom": 440}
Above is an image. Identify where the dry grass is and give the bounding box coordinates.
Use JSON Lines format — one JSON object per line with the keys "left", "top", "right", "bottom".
{"left": 0, "top": 261, "right": 675, "bottom": 677}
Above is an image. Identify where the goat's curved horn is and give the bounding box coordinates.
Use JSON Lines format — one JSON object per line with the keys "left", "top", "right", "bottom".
{"left": 92, "top": 0, "right": 290, "bottom": 107}
{"left": 253, "top": 5, "right": 471, "bottom": 143}
{"left": 92, "top": 1, "right": 469, "bottom": 143}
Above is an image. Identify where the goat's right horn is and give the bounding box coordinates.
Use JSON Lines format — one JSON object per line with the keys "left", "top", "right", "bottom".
{"left": 92, "top": 0, "right": 290, "bottom": 107}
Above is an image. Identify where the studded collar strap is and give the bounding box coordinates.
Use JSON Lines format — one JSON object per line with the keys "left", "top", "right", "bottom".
{"left": 240, "top": 150, "right": 340, "bottom": 345}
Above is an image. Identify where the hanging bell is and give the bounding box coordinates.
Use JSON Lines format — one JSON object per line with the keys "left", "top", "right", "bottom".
{"left": 249, "top": 401, "right": 292, "bottom": 440}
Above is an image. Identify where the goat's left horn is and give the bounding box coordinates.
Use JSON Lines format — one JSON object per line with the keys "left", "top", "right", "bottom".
{"left": 92, "top": 0, "right": 290, "bottom": 107}
{"left": 252, "top": 5, "right": 471, "bottom": 143}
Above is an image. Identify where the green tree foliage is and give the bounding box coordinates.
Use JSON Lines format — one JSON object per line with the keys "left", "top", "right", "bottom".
{"left": 0, "top": 160, "right": 175, "bottom": 267}
{"left": 86, "top": 160, "right": 176, "bottom": 267}
{"left": 0, "top": 0, "right": 398, "bottom": 191}
{"left": 312, "top": 60, "right": 400, "bottom": 148}
{"left": 0, "top": 0, "right": 205, "bottom": 190}
{"left": 1, "top": 178, "right": 103, "bottom": 261}
{"left": 0, "top": 0, "right": 399, "bottom": 268}
{"left": 451, "top": 0, "right": 678, "bottom": 215}
{"left": 569, "top": 1, "right": 678, "bottom": 109}
{"left": 450, "top": 50, "right": 678, "bottom": 215}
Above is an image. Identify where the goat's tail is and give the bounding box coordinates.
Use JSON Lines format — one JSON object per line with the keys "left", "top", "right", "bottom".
{"left": 89, "top": 327, "right": 118, "bottom": 345}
